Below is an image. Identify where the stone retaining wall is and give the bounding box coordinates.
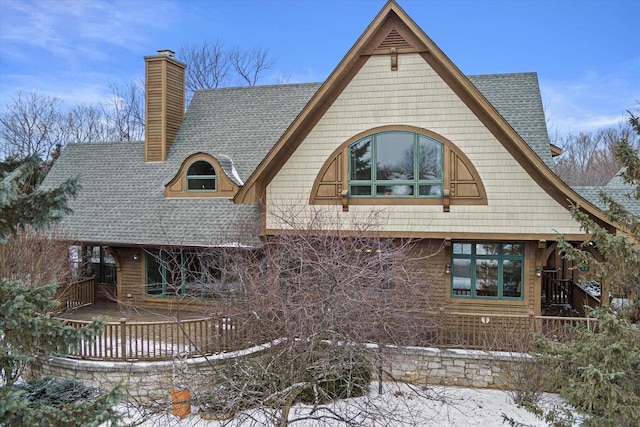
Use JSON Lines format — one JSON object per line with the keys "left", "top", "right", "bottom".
{"left": 29, "top": 343, "right": 528, "bottom": 402}
{"left": 380, "top": 346, "right": 529, "bottom": 388}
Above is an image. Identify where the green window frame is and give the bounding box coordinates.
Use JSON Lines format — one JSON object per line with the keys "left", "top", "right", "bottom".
{"left": 186, "top": 160, "right": 217, "bottom": 191}
{"left": 348, "top": 131, "right": 444, "bottom": 198}
{"left": 451, "top": 242, "right": 524, "bottom": 300}
{"left": 145, "top": 250, "right": 241, "bottom": 300}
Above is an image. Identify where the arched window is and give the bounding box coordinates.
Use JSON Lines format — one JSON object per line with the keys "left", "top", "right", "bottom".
{"left": 310, "top": 126, "right": 486, "bottom": 211}
{"left": 349, "top": 131, "right": 443, "bottom": 198}
{"left": 186, "top": 160, "right": 217, "bottom": 191}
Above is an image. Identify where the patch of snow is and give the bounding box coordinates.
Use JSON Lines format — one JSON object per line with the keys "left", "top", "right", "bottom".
{"left": 113, "top": 383, "right": 576, "bottom": 426}
{"left": 576, "top": 280, "right": 601, "bottom": 298}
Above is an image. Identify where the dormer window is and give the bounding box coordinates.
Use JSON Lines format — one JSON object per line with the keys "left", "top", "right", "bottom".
{"left": 186, "top": 161, "right": 217, "bottom": 191}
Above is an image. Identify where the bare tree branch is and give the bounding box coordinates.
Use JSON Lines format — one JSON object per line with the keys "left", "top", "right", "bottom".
{"left": 229, "top": 46, "right": 274, "bottom": 86}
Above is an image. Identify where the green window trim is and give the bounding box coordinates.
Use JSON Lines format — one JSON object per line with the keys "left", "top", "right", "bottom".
{"left": 145, "top": 250, "right": 241, "bottom": 300}
{"left": 348, "top": 131, "right": 444, "bottom": 198}
{"left": 451, "top": 242, "right": 524, "bottom": 300}
{"left": 186, "top": 160, "right": 217, "bottom": 192}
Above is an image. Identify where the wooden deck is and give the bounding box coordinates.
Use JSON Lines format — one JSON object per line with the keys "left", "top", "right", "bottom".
{"left": 56, "top": 301, "right": 207, "bottom": 322}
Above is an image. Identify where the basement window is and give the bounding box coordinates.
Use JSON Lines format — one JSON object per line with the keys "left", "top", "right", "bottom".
{"left": 186, "top": 160, "right": 217, "bottom": 191}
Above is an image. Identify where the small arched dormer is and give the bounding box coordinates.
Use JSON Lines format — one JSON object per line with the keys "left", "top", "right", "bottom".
{"left": 165, "top": 153, "right": 240, "bottom": 198}
{"left": 310, "top": 125, "right": 487, "bottom": 211}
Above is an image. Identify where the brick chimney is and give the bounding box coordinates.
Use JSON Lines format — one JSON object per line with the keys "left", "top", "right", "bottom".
{"left": 144, "top": 49, "right": 186, "bottom": 162}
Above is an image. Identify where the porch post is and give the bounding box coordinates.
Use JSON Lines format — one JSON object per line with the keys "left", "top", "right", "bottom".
{"left": 534, "top": 241, "right": 545, "bottom": 316}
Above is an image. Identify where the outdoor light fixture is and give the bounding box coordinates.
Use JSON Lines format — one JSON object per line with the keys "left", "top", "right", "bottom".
{"left": 133, "top": 251, "right": 140, "bottom": 260}
{"left": 445, "top": 263, "right": 451, "bottom": 274}
{"left": 536, "top": 266, "right": 542, "bottom": 277}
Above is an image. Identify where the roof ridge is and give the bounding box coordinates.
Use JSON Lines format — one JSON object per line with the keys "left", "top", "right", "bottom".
{"left": 195, "top": 82, "right": 322, "bottom": 94}
{"left": 66, "top": 141, "right": 144, "bottom": 148}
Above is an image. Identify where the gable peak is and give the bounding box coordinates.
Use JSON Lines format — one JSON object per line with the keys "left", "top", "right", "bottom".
{"left": 376, "top": 27, "right": 413, "bottom": 51}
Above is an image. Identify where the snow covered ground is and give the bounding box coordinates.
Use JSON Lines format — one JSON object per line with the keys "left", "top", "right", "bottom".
{"left": 115, "top": 383, "right": 574, "bottom": 426}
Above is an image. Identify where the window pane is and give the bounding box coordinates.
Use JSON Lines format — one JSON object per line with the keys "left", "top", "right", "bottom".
{"left": 146, "top": 252, "right": 163, "bottom": 295}
{"left": 377, "top": 184, "right": 413, "bottom": 196}
{"left": 452, "top": 258, "right": 472, "bottom": 296}
{"left": 350, "top": 185, "right": 371, "bottom": 196}
{"left": 187, "top": 178, "right": 216, "bottom": 191}
{"left": 350, "top": 138, "right": 371, "bottom": 180}
{"left": 476, "top": 259, "right": 498, "bottom": 296}
{"left": 187, "top": 160, "right": 216, "bottom": 176}
{"left": 375, "top": 132, "right": 414, "bottom": 181}
{"left": 503, "top": 260, "right": 522, "bottom": 297}
{"left": 418, "top": 136, "right": 443, "bottom": 180}
{"left": 453, "top": 243, "right": 472, "bottom": 255}
{"left": 503, "top": 243, "right": 523, "bottom": 256}
{"left": 419, "top": 184, "right": 442, "bottom": 196}
{"left": 476, "top": 243, "right": 499, "bottom": 256}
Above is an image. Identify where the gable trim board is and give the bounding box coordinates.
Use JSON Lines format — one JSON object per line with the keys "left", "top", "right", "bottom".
{"left": 233, "top": 0, "right": 614, "bottom": 234}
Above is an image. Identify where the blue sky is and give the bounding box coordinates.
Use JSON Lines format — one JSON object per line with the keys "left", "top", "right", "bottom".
{"left": 0, "top": 0, "right": 638, "bottom": 138}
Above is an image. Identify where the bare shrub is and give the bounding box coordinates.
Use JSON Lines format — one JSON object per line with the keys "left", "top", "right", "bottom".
{"left": 0, "top": 226, "right": 74, "bottom": 289}
{"left": 151, "top": 207, "right": 449, "bottom": 425}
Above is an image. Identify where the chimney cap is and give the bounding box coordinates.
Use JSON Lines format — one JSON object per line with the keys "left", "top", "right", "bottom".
{"left": 156, "top": 49, "right": 175, "bottom": 58}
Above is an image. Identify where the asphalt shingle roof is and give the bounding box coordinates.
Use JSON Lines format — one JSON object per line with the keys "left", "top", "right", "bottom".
{"left": 41, "top": 142, "right": 262, "bottom": 247}
{"left": 573, "top": 170, "right": 640, "bottom": 216}
{"left": 41, "top": 73, "right": 554, "bottom": 247}
{"left": 468, "top": 72, "right": 554, "bottom": 169}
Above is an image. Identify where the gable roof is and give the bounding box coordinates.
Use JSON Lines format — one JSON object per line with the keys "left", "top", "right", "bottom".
{"left": 41, "top": 72, "right": 555, "bottom": 247}
{"left": 232, "top": 0, "right": 614, "bottom": 232}
{"left": 41, "top": 0, "right": 624, "bottom": 246}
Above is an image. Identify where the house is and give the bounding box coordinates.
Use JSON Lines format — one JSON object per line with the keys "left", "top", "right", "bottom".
{"left": 41, "top": 1, "right": 626, "bottom": 347}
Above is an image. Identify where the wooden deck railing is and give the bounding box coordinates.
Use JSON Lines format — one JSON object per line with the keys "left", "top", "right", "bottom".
{"left": 63, "top": 315, "right": 255, "bottom": 361}
{"left": 58, "top": 310, "right": 597, "bottom": 361}
{"left": 421, "top": 311, "right": 597, "bottom": 351}
{"left": 56, "top": 277, "right": 96, "bottom": 309}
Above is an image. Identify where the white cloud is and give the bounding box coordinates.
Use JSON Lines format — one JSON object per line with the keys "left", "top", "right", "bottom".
{"left": 0, "top": 0, "right": 180, "bottom": 61}
{"left": 541, "top": 61, "right": 640, "bottom": 136}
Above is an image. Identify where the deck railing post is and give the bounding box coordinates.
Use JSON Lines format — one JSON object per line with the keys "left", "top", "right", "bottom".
{"left": 529, "top": 311, "right": 536, "bottom": 333}
{"left": 120, "top": 318, "right": 127, "bottom": 361}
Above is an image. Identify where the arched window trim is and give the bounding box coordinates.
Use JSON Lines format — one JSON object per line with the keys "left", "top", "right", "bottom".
{"left": 165, "top": 152, "right": 240, "bottom": 198}
{"left": 186, "top": 160, "right": 217, "bottom": 192}
{"left": 309, "top": 125, "right": 487, "bottom": 212}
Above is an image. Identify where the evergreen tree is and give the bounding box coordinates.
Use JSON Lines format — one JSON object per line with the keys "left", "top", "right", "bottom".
{"left": 0, "top": 155, "right": 79, "bottom": 243}
{"left": 0, "top": 157, "right": 121, "bottom": 425}
{"left": 557, "top": 110, "right": 640, "bottom": 315}
{"left": 538, "top": 110, "right": 640, "bottom": 427}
